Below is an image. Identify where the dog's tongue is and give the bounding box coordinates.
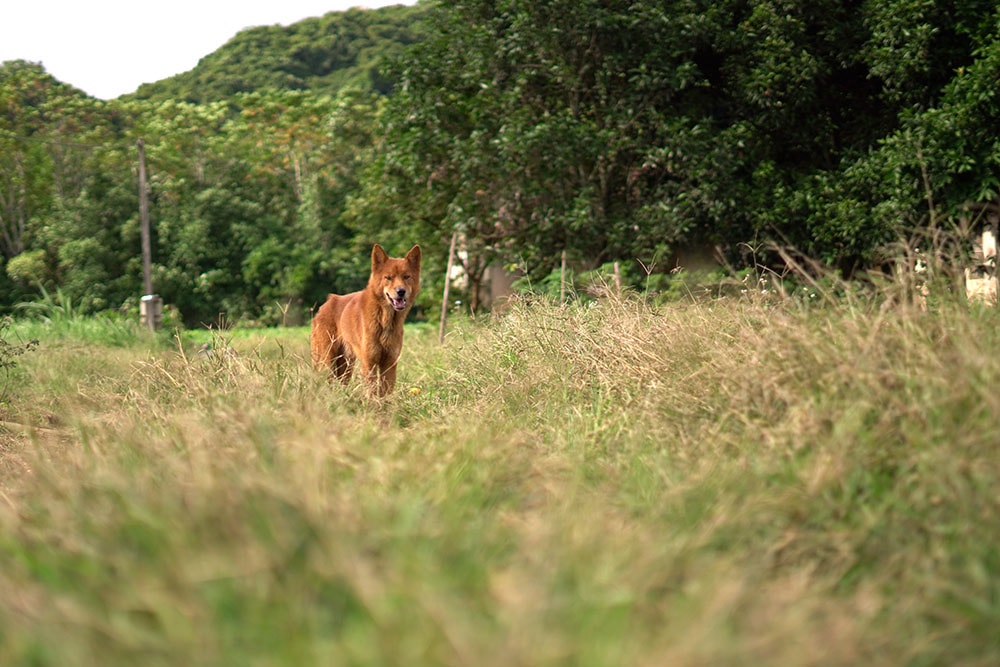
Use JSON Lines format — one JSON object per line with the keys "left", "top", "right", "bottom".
{"left": 389, "top": 296, "right": 406, "bottom": 311}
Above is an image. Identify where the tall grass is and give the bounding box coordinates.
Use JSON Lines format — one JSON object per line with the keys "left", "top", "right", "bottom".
{"left": 1, "top": 286, "right": 998, "bottom": 666}
{"left": 13, "top": 286, "right": 151, "bottom": 348}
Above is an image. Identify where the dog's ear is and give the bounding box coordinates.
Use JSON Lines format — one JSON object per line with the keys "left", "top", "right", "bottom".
{"left": 405, "top": 245, "right": 421, "bottom": 268}
{"left": 371, "top": 244, "right": 388, "bottom": 270}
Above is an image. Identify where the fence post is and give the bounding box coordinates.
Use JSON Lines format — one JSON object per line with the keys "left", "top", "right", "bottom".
{"left": 439, "top": 232, "right": 458, "bottom": 344}
{"left": 560, "top": 250, "right": 567, "bottom": 303}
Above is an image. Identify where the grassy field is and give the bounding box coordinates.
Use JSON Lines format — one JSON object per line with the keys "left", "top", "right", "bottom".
{"left": 1, "top": 288, "right": 998, "bottom": 666}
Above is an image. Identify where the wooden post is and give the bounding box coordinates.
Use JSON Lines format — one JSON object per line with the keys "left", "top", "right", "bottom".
{"left": 613, "top": 261, "right": 622, "bottom": 296}
{"left": 439, "top": 232, "right": 458, "bottom": 345}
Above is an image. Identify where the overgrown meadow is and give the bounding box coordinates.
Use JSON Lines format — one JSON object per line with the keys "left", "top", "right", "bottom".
{"left": 1, "top": 284, "right": 999, "bottom": 666}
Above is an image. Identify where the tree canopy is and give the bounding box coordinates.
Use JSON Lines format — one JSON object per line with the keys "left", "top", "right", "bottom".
{"left": 131, "top": 4, "right": 427, "bottom": 103}
{"left": 361, "top": 0, "right": 1000, "bottom": 281}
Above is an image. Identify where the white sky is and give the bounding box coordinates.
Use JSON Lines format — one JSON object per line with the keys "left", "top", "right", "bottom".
{"left": 0, "top": 1, "right": 418, "bottom": 100}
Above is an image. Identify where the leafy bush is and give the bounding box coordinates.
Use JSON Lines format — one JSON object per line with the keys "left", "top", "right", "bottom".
{"left": 0, "top": 316, "right": 38, "bottom": 403}
{"left": 14, "top": 286, "right": 146, "bottom": 347}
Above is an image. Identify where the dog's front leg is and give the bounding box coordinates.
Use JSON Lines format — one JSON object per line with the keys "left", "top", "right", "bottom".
{"left": 358, "top": 356, "right": 384, "bottom": 398}
{"left": 378, "top": 362, "right": 397, "bottom": 397}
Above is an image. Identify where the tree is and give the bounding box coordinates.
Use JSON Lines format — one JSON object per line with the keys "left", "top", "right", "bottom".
{"left": 792, "top": 0, "right": 1000, "bottom": 269}
{"left": 0, "top": 61, "right": 58, "bottom": 260}
{"left": 0, "top": 61, "right": 126, "bottom": 308}
{"left": 222, "top": 89, "right": 382, "bottom": 322}
{"left": 358, "top": 0, "right": 709, "bottom": 304}
{"left": 362, "top": 0, "right": 1000, "bottom": 283}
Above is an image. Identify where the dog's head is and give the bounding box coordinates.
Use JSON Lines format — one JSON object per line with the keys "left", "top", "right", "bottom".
{"left": 371, "top": 244, "right": 421, "bottom": 312}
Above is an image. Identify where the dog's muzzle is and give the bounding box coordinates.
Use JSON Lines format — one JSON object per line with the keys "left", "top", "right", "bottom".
{"left": 388, "top": 290, "right": 407, "bottom": 311}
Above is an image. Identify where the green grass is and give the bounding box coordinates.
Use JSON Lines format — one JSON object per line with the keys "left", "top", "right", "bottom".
{"left": 1, "top": 291, "right": 999, "bottom": 666}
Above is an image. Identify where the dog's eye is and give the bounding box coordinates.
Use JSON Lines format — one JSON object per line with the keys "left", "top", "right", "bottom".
{"left": 384, "top": 276, "right": 391, "bottom": 281}
{"left": 403, "top": 275, "right": 411, "bottom": 280}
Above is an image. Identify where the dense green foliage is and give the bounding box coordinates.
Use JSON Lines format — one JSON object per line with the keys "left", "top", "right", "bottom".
{"left": 365, "top": 0, "right": 1000, "bottom": 281}
{"left": 2, "top": 290, "right": 1000, "bottom": 665}
{"left": 0, "top": 61, "right": 385, "bottom": 326}
{"left": 132, "top": 4, "right": 427, "bottom": 103}
{"left": 2, "top": 1, "right": 1000, "bottom": 323}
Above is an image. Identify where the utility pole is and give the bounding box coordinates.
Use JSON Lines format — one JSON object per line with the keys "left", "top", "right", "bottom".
{"left": 138, "top": 139, "right": 152, "bottom": 296}
{"left": 137, "top": 139, "right": 160, "bottom": 330}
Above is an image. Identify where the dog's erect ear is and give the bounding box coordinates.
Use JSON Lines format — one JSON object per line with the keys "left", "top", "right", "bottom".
{"left": 405, "top": 245, "right": 421, "bottom": 268}
{"left": 371, "top": 244, "right": 388, "bottom": 270}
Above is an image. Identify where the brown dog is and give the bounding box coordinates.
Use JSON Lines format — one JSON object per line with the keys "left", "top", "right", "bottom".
{"left": 311, "top": 244, "right": 421, "bottom": 396}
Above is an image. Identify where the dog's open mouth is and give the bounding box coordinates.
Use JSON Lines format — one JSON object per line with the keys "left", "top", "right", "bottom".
{"left": 388, "top": 295, "right": 407, "bottom": 311}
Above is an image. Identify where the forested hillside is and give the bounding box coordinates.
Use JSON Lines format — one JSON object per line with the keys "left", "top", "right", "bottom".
{"left": 132, "top": 4, "right": 427, "bottom": 103}
{"left": 2, "top": 0, "right": 1000, "bottom": 326}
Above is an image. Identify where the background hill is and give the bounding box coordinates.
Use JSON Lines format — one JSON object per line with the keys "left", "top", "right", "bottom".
{"left": 130, "top": 3, "right": 427, "bottom": 103}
